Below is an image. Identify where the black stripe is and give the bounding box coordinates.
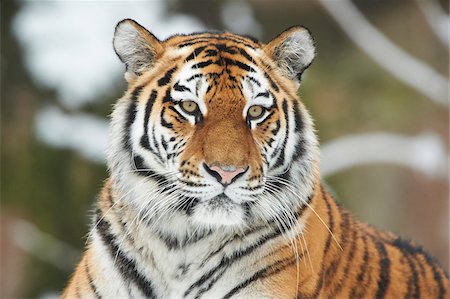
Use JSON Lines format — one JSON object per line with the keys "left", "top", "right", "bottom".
{"left": 199, "top": 225, "right": 267, "bottom": 269}
{"left": 357, "top": 236, "right": 370, "bottom": 278}
{"left": 255, "top": 91, "right": 270, "bottom": 98}
{"left": 390, "top": 237, "right": 448, "bottom": 298}
{"left": 292, "top": 101, "right": 303, "bottom": 133}
{"left": 185, "top": 228, "right": 283, "bottom": 296}
{"left": 348, "top": 235, "right": 370, "bottom": 298}
{"left": 271, "top": 120, "right": 281, "bottom": 136}
{"left": 404, "top": 253, "right": 420, "bottom": 299}
{"left": 192, "top": 60, "right": 216, "bottom": 69}
{"left": 222, "top": 257, "right": 296, "bottom": 299}
{"left": 291, "top": 102, "right": 306, "bottom": 162}
{"left": 264, "top": 71, "right": 279, "bottom": 92}
{"left": 214, "top": 36, "right": 257, "bottom": 49}
{"left": 223, "top": 58, "right": 255, "bottom": 72}
{"left": 157, "top": 66, "right": 177, "bottom": 86}
{"left": 272, "top": 99, "right": 289, "bottom": 169}
{"left": 132, "top": 155, "right": 168, "bottom": 188}
{"left": 307, "top": 271, "right": 324, "bottom": 298}
{"left": 156, "top": 228, "right": 213, "bottom": 250}
{"left": 204, "top": 49, "right": 218, "bottom": 57}
{"left": 177, "top": 36, "right": 256, "bottom": 49}
{"left": 255, "top": 111, "right": 274, "bottom": 128}
{"left": 322, "top": 187, "right": 334, "bottom": 253}
{"left": 85, "top": 259, "right": 102, "bottom": 299}
{"left": 173, "top": 82, "right": 191, "bottom": 93}
{"left": 237, "top": 47, "right": 253, "bottom": 62}
{"left": 432, "top": 268, "right": 446, "bottom": 299}
{"left": 162, "top": 88, "right": 174, "bottom": 103}
{"left": 123, "top": 86, "right": 144, "bottom": 150}
{"left": 96, "top": 216, "right": 157, "bottom": 298}
{"left": 324, "top": 209, "right": 351, "bottom": 281}
{"left": 215, "top": 43, "right": 237, "bottom": 54}
{"left": 332, "top": 228, "right": 358, "bottom": 296}
{"left": 186, "top": 193, "right": 312, "bottom": 297}
{"left": 140, "top": 90, "right": 158, "bottom": 149}
{"left": 160, "top": 107, "right": 174, "bottom": 129}
{"left": 168, "top": 106, "right": 188, "bottom": 122}
{"left": 373, "top": 237, "right": 391, "bottom": 299}
{"left": 186, "top": 46, "right": 207, "bottom": 61}
{"left": 150, "top": 126, "right": 162, "bottom": 159}
{"left": 186, "top": 73, "right": 204, "bottom": 82}
{"left": 246, "top": 76, "right": 261, "bottom": 87}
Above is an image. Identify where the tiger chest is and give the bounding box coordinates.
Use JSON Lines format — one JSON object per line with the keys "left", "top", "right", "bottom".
{"left": 140, "top": 236, "right": 282, "bottom": 298}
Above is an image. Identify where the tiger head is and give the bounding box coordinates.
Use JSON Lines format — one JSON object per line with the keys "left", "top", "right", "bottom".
{"left": 108, "top": 19, "right": 319, "bottom": 232}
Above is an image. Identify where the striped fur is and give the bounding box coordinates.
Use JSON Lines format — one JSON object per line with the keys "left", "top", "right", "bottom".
{"left": 62, "top": 20, "right": 449, "bottom": 298}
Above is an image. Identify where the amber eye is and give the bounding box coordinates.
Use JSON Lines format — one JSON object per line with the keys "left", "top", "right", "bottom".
{"left": 247, "top": 105, "right": 266, "bottom": 120}
{"left": 180, "top": 101, "right": 199, "bottom": 114}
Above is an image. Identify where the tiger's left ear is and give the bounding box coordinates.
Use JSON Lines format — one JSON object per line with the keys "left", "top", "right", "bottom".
{"left": 113, "top": 19, "right": 164, "bottom": 83}
{"left": 264, "top": 26, "right": 315, "bottom": 85}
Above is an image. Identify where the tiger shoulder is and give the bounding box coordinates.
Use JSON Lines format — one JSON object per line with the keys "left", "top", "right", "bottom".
{"left": 62, "top": 19, "right": 449, "bottom": 299}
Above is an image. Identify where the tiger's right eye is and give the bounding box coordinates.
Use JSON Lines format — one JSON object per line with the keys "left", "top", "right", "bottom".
{"left": 180, "top": 101, "right": 199, "bottom": 115}
{"left": 247, "top": 105, "right": 265, "bottom": 120}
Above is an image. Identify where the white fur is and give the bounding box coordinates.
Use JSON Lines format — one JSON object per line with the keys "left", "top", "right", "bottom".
{"left": 273, "top": 28, "right": 315, "bottom": 83}
{"left": 113, "top": 20, "right": 157, "bottom": 76}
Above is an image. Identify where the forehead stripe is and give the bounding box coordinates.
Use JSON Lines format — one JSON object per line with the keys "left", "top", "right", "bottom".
{"left": 173, "top": 82, "right": 191, "bottom": 93}
{"left": 177, "top": 36, "right": 256, "bottom": 49}
{"left": 192, "top": 60, "right": 215, "bottom": 69}
{"left": 264, "top": 71, "right": 280, "bottom": 92}
{"left": 238, "top": 48, "right": 254, "bottom": 62}
{"left": 223, "top": 58, "right": 255, "bottom": 72}
{"left": 157, "top": 66, "right": 178, "bottom": 86}
{"left": 186, "top": 46, "right": 207, "bottom": 62}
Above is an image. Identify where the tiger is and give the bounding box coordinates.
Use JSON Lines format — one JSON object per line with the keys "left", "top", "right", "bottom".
{"left": 62, "top": 19, "right": 449, "bottom": 299}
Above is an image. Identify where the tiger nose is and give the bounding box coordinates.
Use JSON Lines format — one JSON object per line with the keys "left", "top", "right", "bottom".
{"left": 203, "top": 163, "right": 248, "bottom": 186}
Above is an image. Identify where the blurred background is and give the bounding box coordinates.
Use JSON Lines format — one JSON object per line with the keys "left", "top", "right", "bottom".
{"left": 1, "top": 0, "right": 448, "bottom": 297}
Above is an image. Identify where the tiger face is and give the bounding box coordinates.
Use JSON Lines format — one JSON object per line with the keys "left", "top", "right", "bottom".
{"left": 109, "top": 20, "right": 319, "bottom": 231}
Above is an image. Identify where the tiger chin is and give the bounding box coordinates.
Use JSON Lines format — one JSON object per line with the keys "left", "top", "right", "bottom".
{"left": 62, "top": 19, "right": 448, "bottom": 299}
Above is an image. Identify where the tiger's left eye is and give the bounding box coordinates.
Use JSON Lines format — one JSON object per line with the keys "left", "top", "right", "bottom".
{"left": 180, "top": 101, "right": 199, "bottom": 114}
{"left": 247, "top": 105, "right": 265, "bottom": 120}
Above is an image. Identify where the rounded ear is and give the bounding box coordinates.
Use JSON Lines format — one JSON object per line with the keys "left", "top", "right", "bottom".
{"left": 264, "top": 26, "right": 315, "bottom": 85}
{"left": 113, "top": 19, "right": 164, "bottom": 82}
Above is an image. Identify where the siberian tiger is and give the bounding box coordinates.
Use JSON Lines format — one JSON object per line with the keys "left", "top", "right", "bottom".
{"left": 62, "top": 19, "right": 449, "bottom": 298}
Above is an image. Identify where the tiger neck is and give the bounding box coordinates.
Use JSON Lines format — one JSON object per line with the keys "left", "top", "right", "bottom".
{"left": 94, "top": 178, "right": 339, "bottom": 296}
{"left": 96, "top": 177, "right": 327, "bottom": 257}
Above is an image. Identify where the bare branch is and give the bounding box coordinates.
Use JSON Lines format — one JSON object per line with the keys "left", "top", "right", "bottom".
{"left": 321, "top": 132, "right": 447, "bottom": 179}
{"left": 10, "top": 219, "right": 80, "bottom": 271}
{"left": 416, "top": 0, "right": 450, "bottom": 48}
{"left": 318, "top": 0, "right": 449, "bottom": 106}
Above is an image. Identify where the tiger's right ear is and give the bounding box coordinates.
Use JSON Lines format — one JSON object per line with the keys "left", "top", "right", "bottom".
{"left": 113, "top": 19, "right": 164, "bottom": 82}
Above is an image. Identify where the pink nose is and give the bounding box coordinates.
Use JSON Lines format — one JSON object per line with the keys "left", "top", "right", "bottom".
{"left": 205, "top": 164, "right": 247, "bottom": 185}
